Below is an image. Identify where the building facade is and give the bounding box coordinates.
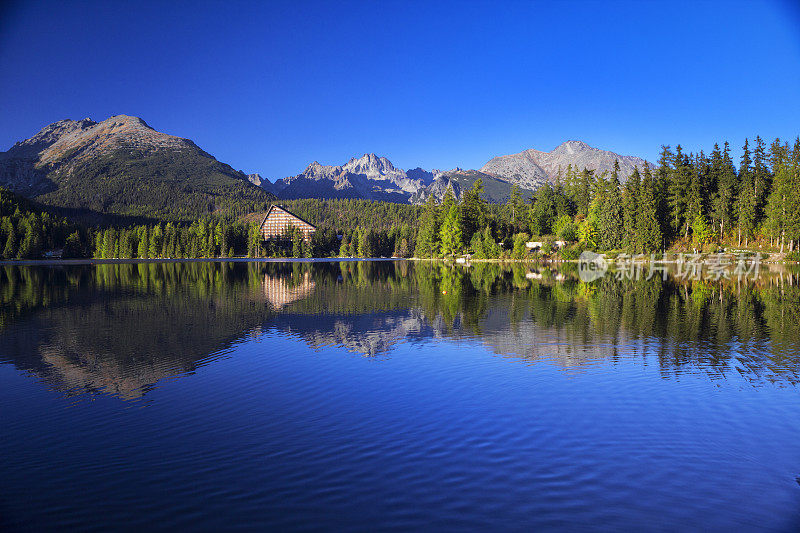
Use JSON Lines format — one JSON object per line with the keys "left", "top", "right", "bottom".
{"left": 260, "top": 205, "right": 317, "bottom": 241}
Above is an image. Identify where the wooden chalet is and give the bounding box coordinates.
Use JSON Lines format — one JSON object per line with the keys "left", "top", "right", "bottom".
{"left": 260, "top": 205, "right": 317, "bottom": 241}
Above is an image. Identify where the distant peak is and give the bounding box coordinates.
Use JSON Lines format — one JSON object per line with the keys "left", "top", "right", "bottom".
{"left": 103, "top": 115, "right": 152, "bottom": 129}
{"left": 344, "top": 153, "right": 396, "bottom": 172}
{"left": 555, "top": 140, "right": 592, "bottom": 153}
{"left": 551, "top": 140, "right": 592, "bottom": 154}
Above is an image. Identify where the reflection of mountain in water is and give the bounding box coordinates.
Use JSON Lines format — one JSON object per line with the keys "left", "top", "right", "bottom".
{"left": 0, "top": 263, "right": 277, "bottom": 399}
{"left": 1, "top": 261, "right": 799, "bottom": 400}
{"left": 267, "top": 310, "right": 432, "bottom": 357}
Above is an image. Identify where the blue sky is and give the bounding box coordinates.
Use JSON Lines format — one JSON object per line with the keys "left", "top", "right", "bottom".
{"left": 1, "top": 0, "right": 799, "bottom": 179}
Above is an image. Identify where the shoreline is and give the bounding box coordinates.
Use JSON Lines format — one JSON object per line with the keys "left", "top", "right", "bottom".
{"left": 1, "top": 252, "right": 797, "bottom": 267}
{"left": 0, "top": 257, "right": 407, "bottom": 266}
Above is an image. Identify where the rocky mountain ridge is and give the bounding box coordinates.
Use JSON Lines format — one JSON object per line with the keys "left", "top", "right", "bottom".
{"left": 2, "top": 115, "right": 653, "bottom": 214}
{"left": 258, "top": 140, "right": 651, "bottom": 204}
{"left": 480, "top": 140, "right": 651, "bottom": 188}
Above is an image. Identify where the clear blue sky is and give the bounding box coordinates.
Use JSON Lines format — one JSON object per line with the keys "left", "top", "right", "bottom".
{"left": 1, "top": 0, "right": 799, "bottom": 179}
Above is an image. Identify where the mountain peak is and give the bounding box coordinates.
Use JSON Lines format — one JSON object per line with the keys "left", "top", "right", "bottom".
{"left": 481, "top": 140, "right": 651, "bottom": 188}
{"left": 99, "top": 115, "right": 155, "bottom": 132}
{"left": 343, "top": 153, "right": 397, "bottom": 175}
{"left": 554, "top": 140, "right": 592, "bottom": 154}
{"left": 0, "top": 114, "right": 274, "bottom": 217}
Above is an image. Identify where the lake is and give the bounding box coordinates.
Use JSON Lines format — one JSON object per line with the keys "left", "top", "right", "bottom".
{"left": 1, "top": 260, "right": 799, "bottom": 531}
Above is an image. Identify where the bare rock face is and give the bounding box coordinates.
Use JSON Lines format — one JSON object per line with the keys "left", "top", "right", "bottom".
{"left": 480, "top": 140, "right": 651, "bottom": 187}
{"left": 270, "top": 153, "right": 435, "bottom": 202}
{"left": 409, "top": 176, "right": 462, "bottom": 204}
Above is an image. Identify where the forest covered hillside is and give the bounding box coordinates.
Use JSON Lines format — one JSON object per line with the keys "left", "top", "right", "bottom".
{"left": 0, "top": 115, "right": 275, "bottom": 222}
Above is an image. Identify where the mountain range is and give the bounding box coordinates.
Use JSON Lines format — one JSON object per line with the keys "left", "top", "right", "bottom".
{"left": 1, "top": 115, "right": 653, "bottom": 218}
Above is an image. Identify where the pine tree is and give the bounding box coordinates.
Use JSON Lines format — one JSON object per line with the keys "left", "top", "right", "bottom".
{"left": 506, "top": 185, "right": 526, "bottom": 231}
{"left": 785, "top": 138, "right": 800, "bottom": 251}
{"left": 667, "top": 145, "right": 689, "bottom": 239}
{"left": 138, "top": 226, "right": 149, "bottom": 258}
{"left": 529, "top": 183, "right": 558, "bottom": 236}
{"left": 752, "top": 135, "right": 770, "bottom": 224}
{"left": 685, "top": 155, "right": 703, "bottom": 227}
{"left": 439, "top": 202, "right": 463, "bottom": 257}
{"left": 735, "top": 139, "right": 756, "bottom": 246}
{"left": 339, "top": 232, "right": 350, "bottom": 257}
{"left": 103, "top": 228, "right": 117, "bottom": 259}
{"left": 712, "top": 142, "right": 739, "bottom": 240}
{"left": 415, "top": 194, "right": 441, "bottom": 257}
{"left": 575, "top": 168, "right": 593, "bottom": 217}
{"left": 637, "top": 165, "right": 663, "bottom": 252}
{"left": 2, "top": 219, "right": 16, "bottom": 259}
{"left": 622, "top": 167, "right": 640, "bottom": 250}
{"left": 597, "top": 161, "right": 624, "bottom": 249}
{"left": 247, "top": 222, "right": 261, "bottom": 258}
{"left": 150, "top": 224, "right": 163, "bottom": 258}
{"left": 460, "top": 178, "right": 487, "bottom": 243}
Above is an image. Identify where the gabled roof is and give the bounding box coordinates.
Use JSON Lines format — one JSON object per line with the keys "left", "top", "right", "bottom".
{"left": 260, "top": 204, "right": 317, "bottom": 229}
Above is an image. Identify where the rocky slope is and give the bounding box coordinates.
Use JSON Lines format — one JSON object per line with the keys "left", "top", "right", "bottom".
{"left": 262, "top": 154, "right": 534, "bottom": 204}
{"left": 261, "top": 141, "right": 650, "bottom": 204}
{"left": 480, "top": 140, "right": 651, "bottom": 188}
{"left": 268, "top": 153, "right": 432, "bottom": 203}
{"left": 0, "top": 115, "right": 273, "bottom": 220}
{"left": 2, "top": 115, "right": 653, "bottom": 214}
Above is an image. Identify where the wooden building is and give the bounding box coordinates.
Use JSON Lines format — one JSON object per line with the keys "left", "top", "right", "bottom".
{"left": 260, "top": 205, "right": 317, "bottom": 241}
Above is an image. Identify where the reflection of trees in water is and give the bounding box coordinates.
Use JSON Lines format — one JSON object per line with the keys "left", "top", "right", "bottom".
{"left": 1, "top": 261, "right": 800, "bottom": 400}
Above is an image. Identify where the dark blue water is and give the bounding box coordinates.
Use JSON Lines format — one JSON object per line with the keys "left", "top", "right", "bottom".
{"left": 1, "top": 261, "right": 799, "bottom": 531}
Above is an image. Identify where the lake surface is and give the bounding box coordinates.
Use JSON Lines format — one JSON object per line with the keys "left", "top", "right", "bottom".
{"left": 1, "top": 260, "right": 800, "bottom": 531}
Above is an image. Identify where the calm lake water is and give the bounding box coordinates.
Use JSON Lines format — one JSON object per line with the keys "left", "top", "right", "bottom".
{"left": 1, "top": 260, "right": 800, "bottom": 531}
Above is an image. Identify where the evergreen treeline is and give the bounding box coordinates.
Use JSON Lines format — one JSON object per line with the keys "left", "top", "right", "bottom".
{"left": 2, "top": 136, "right": 799, "bottom": 261}
{"left": 412, "top": 136, "right": 800, "bottom": 258}
{"left": 36, "top": 149, "right": 276, "bottom": 223}
{"left": 0, "top": 188, "right": 90, "bottom": 259}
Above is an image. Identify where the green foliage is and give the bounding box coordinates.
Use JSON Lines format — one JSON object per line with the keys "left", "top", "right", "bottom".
{"left": 34, "top": 148, "right": 275, "bottom": 222}
{"left": 416, "top": 195, "right": 441, "bottom": 257}
{"left": 512, "top": 233, "right": 530, "bottom": 259}
{"left": 0, "top": 187, "right": 89, "bottom": 259}
{"left": 691, "top": 214, "right": 714, "bottom": 245}
{"left": 596, "top": 166, "right": 624, "bottom": 249}
{"left": 553, "top": 215, "right": 577, "bottom": 242}
{"left": 439, "top": 201, "right": 463, "bottom": 257}
{"left": 460, "top": 178, "right": 488, "bottom": 244}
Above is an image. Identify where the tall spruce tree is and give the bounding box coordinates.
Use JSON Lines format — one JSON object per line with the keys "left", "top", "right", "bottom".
{"left": 752, "top": 135, "right": 770, "bottom": 224}
{"left": 765, "top": 139, "right": 789, "bottom": 249}
{"left": 575, "top": 168, "right": 594, "bottom": 217}
{"left": 460, "top": 178, "right": 487, "bottom": 243}
{"left": 597, "top": 161, "right": 624, "bottom": 249}
{"left": 416, "top": 193, "right": 441, "bottom": 257}
{"left": 712, "top": 141, "right": 739, "bottom": 239}
{"left": 637, "top": 164, "right": 663, "bottom": 252}
{"left": 735, "top": 139, "right": 757, "bottom": 245}
{"left": 506, "top": 185, "right": 526, "bottom": 231}
{"left": 439, "top": 201, "right": 463, "bottom": 257}
{"left": 622, "top": 166, "right": 640, "bottom": 250}
{"left": 667, "top": 145, "right": 690, "bottom": 239}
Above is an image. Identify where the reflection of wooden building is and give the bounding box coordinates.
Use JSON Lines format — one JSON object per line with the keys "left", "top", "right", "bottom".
{"left": 260, "top": 205, "right": 317, "bottom": 241}
{"left": 263, "top": 272, "right": 316, "bottom": 309}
